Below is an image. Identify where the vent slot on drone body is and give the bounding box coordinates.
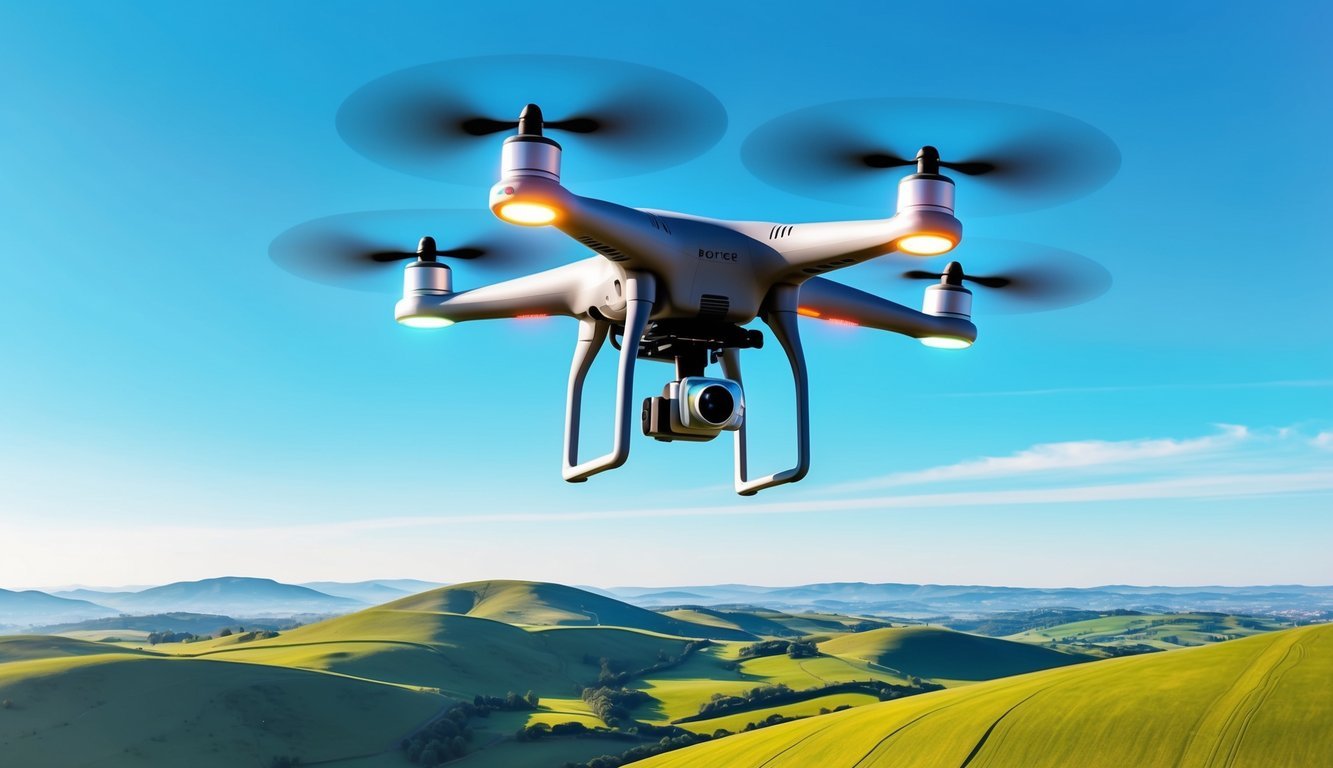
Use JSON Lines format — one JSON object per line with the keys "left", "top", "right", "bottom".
{"left": 576, "top": 235, "right": 630, "bottom": 262}
{"left": 802, "top": 257, "right": 857, "bottom": 275}
{"left": 646, "top": 213, "right": 672, "bottom": 234}
{"left": 768, "top": 225, "right": 794, "bottom": 239}
{"left": 698, "top": 294, "right": 730, "bottom": 319}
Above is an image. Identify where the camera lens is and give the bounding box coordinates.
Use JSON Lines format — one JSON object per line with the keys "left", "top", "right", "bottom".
{"left": 695, "top": 385, "right": 735, "bottom": 425}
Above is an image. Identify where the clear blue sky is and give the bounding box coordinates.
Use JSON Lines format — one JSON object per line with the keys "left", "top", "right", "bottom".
{"left": 1, "top": 1, "right": 1329, "bottom": 589}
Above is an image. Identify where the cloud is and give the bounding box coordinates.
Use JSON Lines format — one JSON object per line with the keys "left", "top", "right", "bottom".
{"left": 939, "top": 379, "right": 1333, "bottom": 398}
{"left": 1314, "top": 432, "right": 1333, "bottom": 450}
{"left": 828, "top": 424, "right": 1251, "bottom": 493}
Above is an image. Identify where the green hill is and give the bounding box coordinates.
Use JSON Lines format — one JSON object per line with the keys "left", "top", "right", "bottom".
{"left": 656, "top": 606, "right": 891, "bottom": 638}
{"left": 0, "top": 652, "right": 442, "bottom": 767}
{"left": 0, "top": 635, "right": 152, "bottom": 663}
{"left": 191, "top": 607, "right": 695, "bottom": 698}
{"left": 383, "top": 580, "right": 755, "bottom": 640}
{"left": 1006, "top": 612, "right": 1291, "bottom": 649}
{"left": 819, "top": 626, "right": 1088, "bottom": 681}
{"left": 639, "top": 623, "right": 1333, "bottom": 768}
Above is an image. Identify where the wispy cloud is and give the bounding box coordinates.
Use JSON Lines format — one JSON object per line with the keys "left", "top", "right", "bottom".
{"left": 827, "top": 425, "right": 1251, "bottom": 493}
{"left": 938, "top": 379, "right": 1333, "bottom": 399}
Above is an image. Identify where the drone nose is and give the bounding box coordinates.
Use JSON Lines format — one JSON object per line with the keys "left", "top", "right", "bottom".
{"left": 518, "top": 103, "right": 544, "bottom": 136}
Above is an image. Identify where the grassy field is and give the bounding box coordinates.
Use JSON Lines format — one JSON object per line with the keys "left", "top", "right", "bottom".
{"left": 0, "top": 649, "right": 443, "bottom": 767}
{"left": 820, "top": 626, "right": 1088, "bottom": 682}
{"left": 4, "top": 582, "right": 1318, "bottom": 768}
{"left": 1006, "top": 612, "right": 1291, "bottom": 650}
{"left": 638, "top": 623, "right": 1333, "bottom": 768}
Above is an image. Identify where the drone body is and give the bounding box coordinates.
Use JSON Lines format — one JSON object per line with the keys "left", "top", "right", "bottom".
{"left": 393, "top": 106, "right": 974, "bottom": 495}
{"left": 274, "top": 59, "right": 1116, "bottom": 496}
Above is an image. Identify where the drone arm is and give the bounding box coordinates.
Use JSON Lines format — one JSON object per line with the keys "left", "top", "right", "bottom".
{"left": 798, "top": 277, "right": 977, "bottom": 341}
{"left": 759, "top": 211, "right": 961, "bottom": 279}
{"left": 395, "top": 259, "right": 599, "bottom": 323}
{"left": 722, "top": 284, "right": 811, "bottom": 496}
{"left": 562, "top": 272, "right": 656, "bottom": 482}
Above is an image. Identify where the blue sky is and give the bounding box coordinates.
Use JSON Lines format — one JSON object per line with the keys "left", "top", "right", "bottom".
{"left": 1, "top": 1, "right": 1329, "bottom": 589}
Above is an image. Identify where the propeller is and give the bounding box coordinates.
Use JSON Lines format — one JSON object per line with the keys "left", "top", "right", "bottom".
{"left": 268, "top": 209, "right": 575, "bottom": 294}
{"left": 888, "top": 239, "right": 1112, "bottom": 314}
{"left": 335, "top": 55, "right": 727, "bottom": 183}
{"left": 741, "top": 98, "right": 1121, "bottom": 216}
{"left": 903, "top": 261, "right": 1011, "bottom": 289}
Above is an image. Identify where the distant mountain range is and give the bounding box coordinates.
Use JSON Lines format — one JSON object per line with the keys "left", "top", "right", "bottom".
{"left": 3, "top": 577, "right": 441, "bottom": 630}
{"left": 4, "top": 577, "right": 1329, "bottom": 632}
{"left": 603, "top": 582, "right": 1333, "bottom": 618}
{"left": 0, "top": 589, "right": 113, "bottom": 627}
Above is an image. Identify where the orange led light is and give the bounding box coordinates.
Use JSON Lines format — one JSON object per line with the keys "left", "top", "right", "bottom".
{"left": 826, "top": 318, "right": 858, "bottom": 327}
{"left": 797, "top": 307, "right": 822, "bottom": 318}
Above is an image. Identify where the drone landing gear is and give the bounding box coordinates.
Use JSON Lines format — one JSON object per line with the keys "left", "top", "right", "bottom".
{"left": 562, "top": 278, "right": 810, "bottom": 496}
{"left": 724, "top": 285, "right": 811, "bottom": 496}
{"left": 562, "top": 273, "right": 656, "bottom": 483}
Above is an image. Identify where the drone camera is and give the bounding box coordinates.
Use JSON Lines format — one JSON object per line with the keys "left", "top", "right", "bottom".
{"left": 642, "top": 377, "right": 744, "bottom": 442}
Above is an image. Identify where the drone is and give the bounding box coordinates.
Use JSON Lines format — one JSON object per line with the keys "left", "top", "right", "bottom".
{"left": 273, "top": 56, "right": 1117, "bottom": 496}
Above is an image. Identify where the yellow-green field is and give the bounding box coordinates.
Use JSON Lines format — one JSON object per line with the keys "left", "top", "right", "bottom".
{"left": 638, "top": 623, "right": 1333, "bottom": 768}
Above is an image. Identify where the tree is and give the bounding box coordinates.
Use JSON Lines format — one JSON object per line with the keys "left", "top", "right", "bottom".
{"left": 219, "top": 628, "right": 233, "bottom": 637}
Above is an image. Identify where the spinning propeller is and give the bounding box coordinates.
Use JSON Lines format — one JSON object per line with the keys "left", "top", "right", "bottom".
{"left": 889, "top": 239, "right": 1112, "bottom": 314}
{"left": 268, "top": 209, "right": 573, "bottom": 293}
{"left": 742, "top": 98, "right": 1121, "bottom": 215}
{"left": 336, "top": 55, "right": 727, "bottom": 183}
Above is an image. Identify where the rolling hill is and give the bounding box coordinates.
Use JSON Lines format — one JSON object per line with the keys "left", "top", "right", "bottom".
{"left": 382, "top": 580, "right": 756, "bottom": 640}
{"left": 1006, "top": 612, "right": 1292, "bottom": 650}
{"left": 656, "top": 606, "right": 893, "bottom": 638}
{"left": 819, "top": 626, "right": 1089, "bottom": 681}
{"left": 188, "top": 600, "right": 700, "bottom": 698}
{"left": 0, "top": 646, "right": 442, "bottom": 767}
{"left": 639, "top": 623, "right": 1333, "bottom": 768}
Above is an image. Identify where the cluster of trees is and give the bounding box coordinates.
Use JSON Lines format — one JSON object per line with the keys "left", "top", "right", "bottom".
{"left": 143, "top": 627, "right": 282, "bottom": 646}
{"left": 558, "top": 733, "right": 712, "bottom": 768}
{"left": 146, "top": 631, "right": 199, "bottom": 645}
{"left": 588, "top": 639, "right": 712, "bottom": 687}
{"left": 401, "top": 703, "right": 476, "bottom": 766}
{"left": 735, "top": 639, "right": 818, "bottom": 660}
{"left": 687, "top": 679, "right": 939, "bottom": 722}
{"left": 475, "top": 691, "right": 540, "bottom": 711}
{"left": 581, "top": 687, "right": 652, "bottom": 726}
{"left": 696, "top": 683, "right": 795, "bottom": 717}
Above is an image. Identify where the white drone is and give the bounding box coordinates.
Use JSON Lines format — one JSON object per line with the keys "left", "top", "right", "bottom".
{"left": 273, "top": 56, "right": 1116, "bottom": 496}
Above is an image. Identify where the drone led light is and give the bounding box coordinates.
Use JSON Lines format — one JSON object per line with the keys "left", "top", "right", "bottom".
{"left": 497, "top": 201, "right": 558, "bottom": 226}
{"left": 919, "top": 335, "right": 972, "bottom": 349}
{"left": 397, "top": 315, "right": 455, "bottom": 329}
{"left": 897, "top": 234, "right": 957, "bottom": 256}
